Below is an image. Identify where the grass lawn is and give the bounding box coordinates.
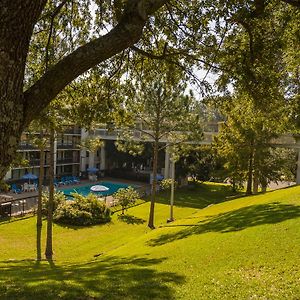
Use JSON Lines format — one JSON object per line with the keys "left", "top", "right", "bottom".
{"left": 0, "top": 182, "right": 299, "bottom": 299}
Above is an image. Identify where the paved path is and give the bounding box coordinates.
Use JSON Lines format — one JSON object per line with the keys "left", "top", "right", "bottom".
{"left": 268, "top": 181, "right": 296, "bottom": 190}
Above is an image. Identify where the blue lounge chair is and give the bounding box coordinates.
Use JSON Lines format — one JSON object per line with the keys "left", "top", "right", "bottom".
{"left": 61, "top": 177, "right": 71, "bottom": 185}
{"left": 67, "top": 176, "right": 75, "bottom": 184}
{"left": 11, "top": 184, "right": 22, "bottom": 194}
{"left": 72, "top": 176, "right": 80, "bottom": 184}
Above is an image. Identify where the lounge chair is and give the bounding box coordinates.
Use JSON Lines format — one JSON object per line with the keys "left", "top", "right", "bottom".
{"left": 67, "top": 176, "right": 74, "bottom": 184}
{"left": 54, "top": 179, "right": 60, "bottom": 187}
{"left": 58, "top": 177, "right": 65, "bottom": 185}
{"left": 11, "top": 184, "right": 22, "bottom": 194}
{"left": 22, "top": 182, "right": 29, "bottom": 192}
{"left": 32, "top": 183, "right": 38, "bottom": 191}
{"left": 72, "top": 176, "right": 80, "bottom": 184}
{"left": 60, "top": 177, "right": 70, "bottom": 185}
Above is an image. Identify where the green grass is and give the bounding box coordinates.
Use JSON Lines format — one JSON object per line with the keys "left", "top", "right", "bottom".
{"left": 0, "top": 183, "right": 299, "bottom": 299}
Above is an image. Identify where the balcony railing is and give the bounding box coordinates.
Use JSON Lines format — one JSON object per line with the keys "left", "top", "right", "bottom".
{"left": 63, "top": 128, "right": 81, "bottom": 135}
{"left": 56, "top": 143, "right": 80, "bottom": 149}
{"left": 18, "top": 144, "right": 38, "bottom": 151}
{"left": 29, "top": 159, "right": 41, "bottom": 166}
{"left": 56, "top": 158, "right": 80, "bottom": 165}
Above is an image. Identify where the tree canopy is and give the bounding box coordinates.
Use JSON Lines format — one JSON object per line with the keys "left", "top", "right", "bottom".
{"left": 0, "top": 0, "right": 299, "bottom": 179}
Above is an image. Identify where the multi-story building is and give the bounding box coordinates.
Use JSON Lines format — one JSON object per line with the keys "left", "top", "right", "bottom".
{"left": 4, "top": 126, "right": 83, "bottom": 182}
{"left": 6, "top": 123, "right": 299, "bottom": 185}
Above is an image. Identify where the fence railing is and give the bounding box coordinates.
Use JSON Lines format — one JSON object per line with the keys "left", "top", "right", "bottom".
{"left": 0, "top": 195, "right": 38, "bottom": 218}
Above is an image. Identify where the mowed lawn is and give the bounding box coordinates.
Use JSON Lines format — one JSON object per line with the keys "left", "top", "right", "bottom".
{"left": 0, "top": 183, "right": 299, "bottom": 300}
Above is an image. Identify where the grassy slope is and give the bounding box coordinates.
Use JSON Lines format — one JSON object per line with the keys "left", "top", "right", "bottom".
{"left": 0, "top": 183, "right": 299, "bottom": 299}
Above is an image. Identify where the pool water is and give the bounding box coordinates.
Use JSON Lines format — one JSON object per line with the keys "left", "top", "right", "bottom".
{"left": 59, "top": 181, "right": 134, "bottom": 198}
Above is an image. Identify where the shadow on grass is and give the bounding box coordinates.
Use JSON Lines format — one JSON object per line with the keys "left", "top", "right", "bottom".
{"left": 154, "top": 183, "right": 243, "bottom": 209}
{"left": 0, "top": 256, "right": 184, "bottom": 300}
{"left": 118, "top": 214, "right": 146, "bottom": 225}
{"left": 148, "top": 202, "right": 300, "bottom": 247}
{"left": 0, "top": 214, "right": 35, "bottom": 225}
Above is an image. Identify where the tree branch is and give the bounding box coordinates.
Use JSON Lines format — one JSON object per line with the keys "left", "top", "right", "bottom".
{"left": 44, "top": 0, "right": 68, "bottom": 71}
{"left": 131, "top": 45, "right": 227, "bottom": 72}
{"left": 280, "top": 0, "right": 300, "bottom": 7}
{"left": 23, "top": 0, "right": 169, "bottom": 125}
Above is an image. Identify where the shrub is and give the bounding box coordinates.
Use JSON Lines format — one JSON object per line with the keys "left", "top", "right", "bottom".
{"left": 0, "top": 181, "right": 10, "bottom": 192}
{"left": 160, "top": 179, "right": 177, "bottom": 191}
{"left": 53, "top": 193, "right": 111, "bottom": 226}
{"left": 42, "top": 191, "right": 66, "bottom": 216}
{"left": 113, "top": 186, "right": 139, "bottom": 215}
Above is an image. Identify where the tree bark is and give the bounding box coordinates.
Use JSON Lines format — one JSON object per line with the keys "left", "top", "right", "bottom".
{"left": 260, "top": 178, "right": 268, "bottom": 192}
{"left": 0, "top": 1, "right": 46, "bottom": 179}
{"left": 36, "top": 133, "right": 45, "bottom": 261}
{"left": 45, "top": 128, "right": 55, "bottom": 260}
{"left": 148, "top": 139, "right": 159, "bottom": 229}
{"left": 253, "top": 170, "right": 259, "bottom": 194}
{"left": 253, "top": 153, "right": 259, "bottom": 194}
{"left": 246, "top": 145, "right": 254, "bottom": 195}
{"left": 0, "top": 0, "right": 168, "bottom": 180}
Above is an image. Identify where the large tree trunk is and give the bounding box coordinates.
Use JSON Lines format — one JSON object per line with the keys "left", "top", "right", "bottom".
{"left": 45, "top": 128, "right": 55, "bottom": 260}
{"left": 148, "top": 140, "right": 159, "bottom": 229}
{"left": 0, "top": 1, "right": 46, "bottom": 179}
{"left": 36, "top": 132, "right": 45, "bottom": 261}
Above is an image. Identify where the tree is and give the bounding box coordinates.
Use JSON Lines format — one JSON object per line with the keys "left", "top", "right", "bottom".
{"left": 176, "top": 145, "right": 220, "bottom": 183}
{"left": 213, "top": 95, "right": 290, "bottom": 194}
{"left": 28, "top": 126, "right": 47, "bottom": 261}
{"left": 113, "top": 186, "right": 140, "bottom": 215}
{"left": 116, "top": 60, "right": 203, "bottom": 228}
{"left": 208, "top": 0, "right": 299, "bottom": 193}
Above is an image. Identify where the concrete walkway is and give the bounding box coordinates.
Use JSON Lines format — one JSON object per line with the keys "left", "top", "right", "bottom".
{"left": 268, "top": 181, "right": 296, "bottom": 190}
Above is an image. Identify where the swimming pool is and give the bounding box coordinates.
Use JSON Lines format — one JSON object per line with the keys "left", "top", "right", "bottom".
{"left": 59, "top": 181, "right": 135, "bottom": 198}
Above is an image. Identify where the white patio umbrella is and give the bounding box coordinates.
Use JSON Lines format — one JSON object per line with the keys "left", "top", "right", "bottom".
{"left": 90, "top": 185, "right": 109, "bottom": 192}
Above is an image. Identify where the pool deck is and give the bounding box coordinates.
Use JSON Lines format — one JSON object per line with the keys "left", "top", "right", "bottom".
{"left": 1, "top": 177, "right": 150, "bottom": 201}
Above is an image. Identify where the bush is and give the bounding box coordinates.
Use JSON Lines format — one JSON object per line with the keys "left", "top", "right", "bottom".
{"left": 42, "top": 191, "right": 66, "bottom": 216}
{"left": 53, "top": 193, "right": 111, "bottom": 226}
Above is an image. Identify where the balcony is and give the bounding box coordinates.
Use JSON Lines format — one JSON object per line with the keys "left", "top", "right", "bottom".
{"left": 29, "top": 159, "right": 41, "bottom": 166}
{"left": 56, "top": 158, "right": 80, "bottom": 165}
{"left": 18, "top": 144, "right": 38, "bottom": 151}
{"left": 56, "top": 143, "right": 80, "bottom": 150}
{"left": 63, "top": 128, "right": 81, "bottom": 135}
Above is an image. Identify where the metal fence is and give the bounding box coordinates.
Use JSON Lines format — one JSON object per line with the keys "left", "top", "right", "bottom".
{"left": 0, "top": 195, "right": 38, "bottom": 218}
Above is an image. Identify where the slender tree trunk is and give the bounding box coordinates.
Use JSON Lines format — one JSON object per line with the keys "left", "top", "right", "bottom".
{"left": 45, "top": 128, "right": 55, "bottom": 260}
{"left": 261, "top": 178, "right": 268, "bottom": 193}
{"left": 168, "top": 160, "right": 175, "bottom": 222}
{"left": 232, "top": 179, "right": 236, "bottom": 192}
{"left": 252, "top": 151, "right": 259, "bottom": 194}
{"left": 253, "top": 170, "right": 259, "bottom": 194}
{"left": 36, "top": 132, "right": 45, "bottom": 261}
{"left": 246, "top": 144, "right": 254, "bottom": 195}
{"left": 148, "top": 140, "right": 159, "bottom": 229}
